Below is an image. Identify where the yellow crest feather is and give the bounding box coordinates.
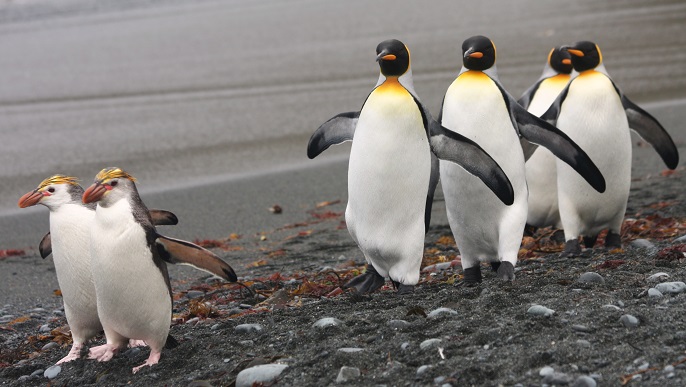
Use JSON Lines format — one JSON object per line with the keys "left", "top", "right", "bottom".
{"left": 37, "top": 175, "right": 80, "bottom": 190}
{"left": 95, "top": 167, "right": 137, "bottom": 183}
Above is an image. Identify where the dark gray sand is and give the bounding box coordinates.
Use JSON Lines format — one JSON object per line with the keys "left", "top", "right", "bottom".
{"left": 1, "top": 171, "right": 684, "bottom": 386}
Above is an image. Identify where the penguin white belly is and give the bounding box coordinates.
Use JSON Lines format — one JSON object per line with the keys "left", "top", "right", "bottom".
{"left": 440, "top": 72, "right": 527, "bottom": 268}
{"left": 525, "top": 77, "right": 570, "bottom": 229}
{"left": 346, "top": 80, "right": 430, "bottom": 285}
{"left": 91, "top": 200, "right": 170, "bottom": 347}
{"left": 50, "top": 205, "right": 101, "bottom": 342}
{"left": 556, "top": 72, "right": 631, "bottom": 238}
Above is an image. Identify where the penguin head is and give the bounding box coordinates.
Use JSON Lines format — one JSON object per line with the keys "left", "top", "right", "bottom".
{"left": 563, "top": 41, "right": 602, "bottom": 72}
{"left": 82, "top": 167, "right": 138, "bottom": 207}
{"left": 462, "top": 35, "right": 496, "bottom": 71}
{"left": 376, "top": 39, "right": 410, "bottom": 77}
{"left": 548, "top": 46, "right": 573, "bottom": 74}
{"left": 18, "top": 175, "right": 84, "bottom": 210}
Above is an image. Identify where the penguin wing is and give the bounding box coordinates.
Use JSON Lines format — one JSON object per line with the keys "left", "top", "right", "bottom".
{"left": 39, "top": 232, "right": 52, "bottom": 259}
{"left": 517, "top": 79, "right": 544, "bottom": 110}
{"left": 424, "top": 153, "right": 440, "bottom": 234}
{"left": 618, "top": 92, "right": 679, "bottom": 169}
{"left": 496, "top": 81, "right": 606, "bottom": 193}
{"left": 155, "top": 234, "right": 238, "bottom": 282}
{"left": 539, "top": 84, "right": 570, "bottom": 126}
{"left": 428, "top": 120, "right": 515, "bottom": 206}
{"left": 307, "top": 111, "right": 360, "bottom": 159}
{"left": 149, "top": 209, "right": 179, "bottom": 226}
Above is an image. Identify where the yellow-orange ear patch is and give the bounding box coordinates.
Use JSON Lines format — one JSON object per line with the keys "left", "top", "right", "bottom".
{"left": 95, "top": 167, "right": 137, "bottom": 183}
{"left": 37, "top": 175, "right": 79, "bottom": 191}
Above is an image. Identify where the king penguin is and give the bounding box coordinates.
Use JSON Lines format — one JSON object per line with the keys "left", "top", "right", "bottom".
{"left": 308, "top": 39, "right": 515, "bottom": 295}
{"left": 519, "top": 47, "right": 574, "bottom": 230}
{"left": 540, "top": 41, "right": 679, "bottom": 256}
{"left": 438, "top": 35, "right": 605, "bottom": 284}
{"left": 17, "top": 175, "right": 178, "bottom": 364}
{"left": 82, "top": 168, "right": 237, "bottom": 373}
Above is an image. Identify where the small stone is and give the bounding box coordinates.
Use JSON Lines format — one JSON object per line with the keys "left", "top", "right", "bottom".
{"left": 648, "top": 288, "right": 663, "bottom": 298}
{"left": 235, "top": 364, "right": 288, "bottom": 387}
{"left": 239, "top": 340, "right": 254, "bottom": 347}
{"left": 674, "top": 235, "right": 686, "bottom": 243}
{"left": 578, "top": 272, "right": 604, "bottom": 284}
{"left": 571, "top": 324, "right": 592, "bottom": 333}
{"left": 239, "top": 304, "right": 253, "bottom": 309}
{"left": 539, "top": 366, "right": 555, "bottom": 377}
{"left": 388, "top": 319, "right": 411, "bottom": 330}
{"left": 124, "top": 347, "right": 141, "bottom": 358}
{"left": 630, "top": 239, "right": 656, "bottom": 250}
{"left": 434, "top": 376, "right": 446, "bottom": 384}
{"left": 52, "top": 310, "right": 64, "bottom": 316}
{"left": 601, "top": 304, "right": 621, "bottom": 311}
{"left": 416, "top": 365, "right": 432, "bottom": 376}
{"left": 313, "top": 317, "right": 344, "bottom": 328}
{"left": 401, "top": 342, "right": 410, "bottom": 350}
{"left": 427, "top": 308, "right": 458, "bottom": 319}
{"left": 39, "top": 324, "right": 51, "bottom": 333}
{"left": 235, "top": 324, "right": 263, "bottom": 334}
{"left": 31, "top": 308, "right": 47, "bottom": 313}
{"left": 576, "top": 339, "right": 591, "bottom": 348}
{"left": 41, "top": 342, "right": 59, "bottom": 351}
{"left": 647, "top": 272, "right": 670, "bottom": 282}
{"left": 619, "top": 314, "right": 640, "bottom": 328}
{"left": 543, "top": 371, "right": 572, "bottom": 385}
{"left": 185, "top": 317, "right": 200, "bottom": 325}
{"left": 30, "top": 369, "right": 44, "bottom": 377}
{"left": 664, "top": 365, "right": 675, "bottom": 372}
{"left": 572, "top": 375, "right": 597, "bottom": 387}
{"left": 336, "top": 366, "right": 360, "bottom": 383}
{"left": 185, "top": 290, "right": 205, "bottom": 299}
{"left": 338, "top": 347, "right": 364, "bottom": 353}
{"left": 655, "top": 282, "right": 686, "bottom": 294}
{"left": 44, "top": 365, "right": 61, "bottom": 379}
{"left": 17, "top": 375, "right": 30, "bottom": 382}
{"left": 419, "top": 338, "right": 442, "bottom": 350}
{"left": 527, "top": 305, "right": 555, "bottom": 317}
{"left": 210, "top": 324, "right": 221, "bottom": 331}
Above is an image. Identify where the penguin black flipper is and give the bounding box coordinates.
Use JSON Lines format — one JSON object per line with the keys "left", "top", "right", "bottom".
{"left": 617, "top": 92, "right": 679, "bottom": 169}
{"left": 424, "top": 154, "right": 440, "bottom": 234}
{"left": 517, "top": 78, "right": 544, "bottom": 110}
{"left": 498, "top": 82, "right": 606, "bottom": 194}
{"left": 39, "top": 232, "right": 52, "bottom": 259}
{"left": 307, "top": 111, "right": 360, "bottom": 159}
{"left": 539, "top": 84, "right": 570, "bottom": 127}
{"left": 155, "top": 235, "right": 238, "bottom": 282}
{"left": 149, "top": 209, "right": 179, "bottom": 226}
{"left": 428, "top": 119, "right": 515, "bottom": 206}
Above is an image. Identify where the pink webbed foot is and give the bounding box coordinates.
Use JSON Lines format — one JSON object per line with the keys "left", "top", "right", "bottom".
{"left": 88, "top": 344, "right": 120, "bottom": 362}
{"left": 55, "top": 342, "right": 83, "bottom": 364}
{"left": 128, "top": 339, "right": 147, "bottom": 348}
{"left": 132, "top": 350, "right": 161, "bottom": 374}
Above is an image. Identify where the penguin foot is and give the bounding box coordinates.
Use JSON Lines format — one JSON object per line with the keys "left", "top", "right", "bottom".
{"left": 605, "top": 231, "right": 622, "bottom": 249}
{"left": 391, "top": 280, "right": 415, "bottom": 295}
{"left": 496, "top": 262, "right": 515, "bottom": 281}
{"left": 343, "top": 264, "right": 385, "bottom": 294}
{"left": 490, "top": 262, "right": 501, "bottom": 272}
{"left": 128, "top": 339, "right": 147, "bottom": 348}
{"left": 583, "top": 234, "right": 599, "bottom": 249}
{"left": 88, "top": 344, "right": 120, "bottom": 362}
{"left": 55, "top": 343, "right": 84, "bottom": 364}
{"left": 560, "top": 239, "right": 581, "bottom": 258}
{"left": 132, "top": 350, "right": 161, "bottom": 374}
{"left": 462, "top": 267, "right": 482, "bottom": 286}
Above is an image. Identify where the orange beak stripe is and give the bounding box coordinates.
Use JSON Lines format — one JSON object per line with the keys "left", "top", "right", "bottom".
{"left": 468, "top": 52, "right": 484, "bottom": 59}
{"left": 567, "top": 49, "right": 584, "bottom": 57}
{"left": 562, "top": 58, "right": 572, "bottom": 65}
{"left": 381, "top": 54, "right": 396, "bottom": 61}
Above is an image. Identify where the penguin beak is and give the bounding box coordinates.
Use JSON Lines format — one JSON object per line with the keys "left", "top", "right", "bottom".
{"left": 463, "top": 48, "right": 484, "bottom": 59}
{"left": 561, "top": 58, "right": 572, "bottom": 65}
{"left": 18, "top": 190, "right": 45, "bottom": 208}
{"left": 376, "top": 50, "right": 396, "bottom": 62}
{"left": 562, "top": 45, "right": 584, "bottom": 57}
{"left": 82, "top": 183, "right": 108, "bottom": 204}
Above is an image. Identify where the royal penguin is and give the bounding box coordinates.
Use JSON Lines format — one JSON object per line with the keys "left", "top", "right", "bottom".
{"left": 438, "top": 35, "right": 605, "bottom": 284}
{"left": 540, "top": 41, "right": 679, "bottom": 256}
{"left": 82, "top": 168, "right": 237, "bottom": 373}
{"left": 18, "top": 175, "right": 178, "bottom": 364}
{"left": 308, "top": 39, "right": 515, "bottom": 294}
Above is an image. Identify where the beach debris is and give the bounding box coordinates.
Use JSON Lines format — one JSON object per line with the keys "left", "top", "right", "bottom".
{"left": 269, "top": 205, "right": 283, "bottom": 214}
{"left": 315, "top": 199, "right": 341, "bottom": 208}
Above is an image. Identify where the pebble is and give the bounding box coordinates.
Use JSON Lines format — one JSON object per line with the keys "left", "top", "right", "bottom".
{"left": 539, "top": 366, "right": 555, "bottom": 377}
{"left": 601, "top": 304, "right": 621, "bottom": 311}
{"left": 235, "top": 364, "right": 288, "bottom": 387}
{"left": 630, "top": 239, "right": 656, "bottom": 250}
{"left": 336, "top": 366, "right": 360, "bottom": 383}
{"left": 576, "top": 339, "right": 592, "bottom": 348}
{"left": 239, "top": 304, "right": 253, "bottom": 309}
{"left": 416, "top": 365, "right": 432, "bottom": 376}
{"left": 571, "top": 324, "right": 592, "bottom": 333}
{"left": 234, "top": 324, "right": 263, "bottom": 334}
{"left": 388, "top": 319, "right": 411, "bottom": 330}
{"left": 572, "top": 375, "right": 597, "bottom": 387}
{"left": 239, "top": 340, "right": 254, "bottom": 347}
{"left": 401, "top": 342, "right": 410, "bottom": 350}
{"left": 427, "top": 308, "right": 458, "bottom": 319}
{"left": 674, "top": 235, "right": 686, "bottom": 243}
{"left": 17, "top": 375, "right": 29, "bottom": 382}
{"left": 210, "top": 324, "right": 221, "bottom": 331}
{"left": 619, "top": 314, "right": 640, "bottom": 328}
{"left": 41, "top": 342, "right": 59, "bottom": 351}
{"left": 338, "top": 347, "right": 364, "bottom": 353}
{"left": 578, "top": 272, "right": 604, "bottom": 284}
{"left": 419, "top": 338, "right": 442, "bottom": 350}
{"left": 52, "top": 310, "right": 64, "bottom": 316}
{"left": 44, "top": 365, "right": 61, "bottom": 379}
{"left": 39, "top": 324, "right": 51, "bottom": 333}
{"left": 185, "top": 317, "right": 200, "bottom": 325}
{"left": 647, "top": 272, "right": 670, "bottom": 282}
{"left": 543, "top": 371, "right": 572, "bottom": 385}
{"left": 312, "top": 317, "right": 344, "bottom": 328}
{"left": 664, "top": 365, "right": 675, "bottom": 372}
{"left": 648, "top": 288, "right": 663, "bottom": 298}
{"left": 124, "top": 347, "right": 141, "bottom": 358}
{"left": 185, "top": 290, "right": 205, "bottom": 299}
{"left": 655, "top": 282, "right": 686, "bottom": 294}
{"left": 0, "top": 315, "right": 15, "bottom": 322}
{"left": 31, "top": 308, "right": 47, "bottom": 313}
{"left": 527, "top": 305, "right": 555, "bottom": 317}
{"left": 30, "top": 369, "right": 44, "bottom": 377}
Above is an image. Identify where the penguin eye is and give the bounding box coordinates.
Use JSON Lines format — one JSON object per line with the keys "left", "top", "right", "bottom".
{"left": 47, "top": 187, "right": 55, "bottom": 193}
{"left": 110, "top": 180, "right": 118, "bottom": 187}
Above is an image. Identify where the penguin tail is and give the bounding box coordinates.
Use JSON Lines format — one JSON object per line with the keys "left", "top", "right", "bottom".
{"left": 165, "top": 334, "right": 179, "bottom": 349}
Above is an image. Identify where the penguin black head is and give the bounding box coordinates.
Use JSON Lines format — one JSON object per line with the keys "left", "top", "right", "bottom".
{"left": 462, "top": 35, "right": 496, "bottom": 71}
{"left": 18, "top": 175, "right": 84, "bottom": 210}
{"left": 376, "top": 39, "right": 410, "bottom": 77}
{"left": 563, "top": 41, "right": 602, "bottom": 72}
{"left": 83, "top": 167, "right": 138, "bottom": 206}
{"left": 548, "top": 47, "right": 573, "bottom": 74}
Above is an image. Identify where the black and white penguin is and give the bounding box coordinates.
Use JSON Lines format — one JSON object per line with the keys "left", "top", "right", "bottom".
{"left": 438, "top": 36, "right": 605, "bottom": 284}
{"left": 540, "top": 41, "right": 679, "bottom": 256}
{"left": 519, "top": 47, "right": 574, "bottom": 230}
{"left": 18, "top": 175, "right": 178, "bottom": 364}
{"left": 82, "top": 168, "right": 237, "bottom": 373}
{"left": 308, "top": 39, "right": 515, "bottom": 294}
